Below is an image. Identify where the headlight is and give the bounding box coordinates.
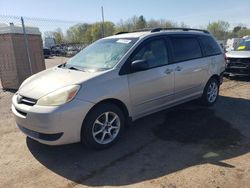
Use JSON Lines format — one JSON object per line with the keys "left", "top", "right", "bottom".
{"left": 37, "top": 85, "right": 81, "bottom": 106}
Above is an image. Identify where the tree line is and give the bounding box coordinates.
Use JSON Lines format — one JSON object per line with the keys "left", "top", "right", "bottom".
{"left": 44, "top": 15, "right": 250, "bottom": 45}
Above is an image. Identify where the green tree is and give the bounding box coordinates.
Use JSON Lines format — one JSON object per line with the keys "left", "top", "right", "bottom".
{"left": 237, "top": 28, "right": 250, "bottom": 38}
{"left": 103, "top": 21, "right": 115, "bottom": 36}
{"left": 207, "top": 21, "right": 230, "bottom": 40}
{"left": 147, "top": 19, "right": 177, "bottom": 28}
{"left": 136, "top": 15, "right": 147, "bottom": 29}
{"left": 84, "top": 26, "right": 93, "bottom": 44}
{"left": 53, "top": 28, "right": 65, "bottom": 44}
{"left": 90, "top": 22, "right": 115, "bottom": 42}
{"left": 165, "top": 20, "right": 178, "bottom": 28}
{"left": 59, "top": 16, "right": 249, "bottom": 45}
{"left": 180, "top": 22, "right": 189, "bottom": 28}
{"left": 67, "top": 24, "right": 81, "bottom": 43}
{"left": 233, "top": 26, "right": 243, "bottom": 34}
{"left": 90, "top": 22, "right": 103, "bottom": 41}
{"left": 230, "top": 25, "right": 250, "bottom": 38}
{"left": 67, "top": 23, "right": 92, "bottom": 43}
{"left": 147, "top": 19, "right": 160, "bottom": 28}
{"left": 115, "top": 19, "right": 127, "bottom": 33}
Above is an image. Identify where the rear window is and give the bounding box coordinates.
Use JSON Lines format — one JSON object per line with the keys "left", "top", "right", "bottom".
{"left": 200, "top": 36, "right": 221, "bottom": 56}
{"left": 170, "top": 37, "right": 202, "bottom": 62}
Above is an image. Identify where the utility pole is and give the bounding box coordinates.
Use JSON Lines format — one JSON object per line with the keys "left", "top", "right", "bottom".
{"left": 101, "top": 6, "right": 105, "bottom": 38}
{"left": 21, "top": 17, "right": 33, "bottom": 74}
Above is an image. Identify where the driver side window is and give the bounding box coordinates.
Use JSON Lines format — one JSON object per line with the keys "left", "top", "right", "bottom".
{"left": 131, "top": 39, "right": 169, "bottom": 68}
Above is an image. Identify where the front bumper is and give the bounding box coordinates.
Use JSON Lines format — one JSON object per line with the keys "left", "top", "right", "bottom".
{"left": 225, "top": 59, "right": 250, "bottom": 76}
{"left": 12, "top": 93, "right": 94, "bottom": 145}
{"left": 225, "top": 67, "right": 250, "bottom": 76}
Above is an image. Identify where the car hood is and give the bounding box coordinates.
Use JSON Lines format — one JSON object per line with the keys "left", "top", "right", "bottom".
{"left": 226, "top": 51, "right": 250, "bottom": 58}
{"left": 18, "top": 67, "right": 102, "bottom": 99}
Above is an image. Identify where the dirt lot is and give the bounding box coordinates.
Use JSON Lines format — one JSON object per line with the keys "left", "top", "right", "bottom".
{"left": 0, "top": 57, "right": 250, "bottom": 188}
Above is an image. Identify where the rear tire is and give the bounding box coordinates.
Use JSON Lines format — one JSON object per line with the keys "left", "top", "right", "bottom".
{"left": 81, "top": 103, "right": 125, "bottom": 149}
{"left": 201, "top": 78, "right": 219, "bottom": 106}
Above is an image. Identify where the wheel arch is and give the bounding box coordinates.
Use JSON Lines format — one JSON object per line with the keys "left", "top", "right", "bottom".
{"left": 95, "top": 98, "right": 130, "bottom": 121}
{"left": 210, "top": 74, "right": 220, "bottom": 84}
{"left": 203, "top": 74, "right": 220, "bottom": 92}
{"left": 80, "top": 98, "right": 130, "bottom": 148}
{"left": 81, "top": 98, "right": 131, "bottom": 134}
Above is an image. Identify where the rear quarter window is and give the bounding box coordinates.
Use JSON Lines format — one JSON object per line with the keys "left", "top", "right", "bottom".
{"left": 199, "top": 36, "right": 222, "bottom": 56}
{"left": 170, "top": 37, "right": 202, "bottom": 62}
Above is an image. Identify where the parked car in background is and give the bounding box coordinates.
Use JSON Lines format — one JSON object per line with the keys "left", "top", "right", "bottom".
{"left": 51, "top": 45, "right": 66, "bottom": 56}
{"left": 225, "top": 39, "right": 250, "bottom": 77}
{"left": 225, "top": 38, "right": 243, "bottom": 52}
{"left": 12, "top": 28, "right": 225, "bottom": 149}
{"left": 66, "top": 46, "right": 79, "bottom": 57}
{"left": 43, "top": 47, "right": 51, "bottom": 58}
{"left": 44, "top": 37, "right": 56, "bottom": 49}
{"left": 243, "top": 35, "right": 250, "bottom": 40}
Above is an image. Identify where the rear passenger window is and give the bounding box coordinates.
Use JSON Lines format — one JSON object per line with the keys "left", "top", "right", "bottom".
{"left": 199, "top": 36, "right": 221, "bottom": 56}
{"left": 170, "top": 37, "right": 202, "bottom": 62}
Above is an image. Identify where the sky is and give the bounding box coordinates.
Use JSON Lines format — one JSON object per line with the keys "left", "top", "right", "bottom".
{"left": 0, "top": 0, "right": 250, "bottom": 29}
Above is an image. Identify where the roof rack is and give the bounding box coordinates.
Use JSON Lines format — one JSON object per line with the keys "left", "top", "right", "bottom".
{"left": 115, "top": 27, "right": 210, "bottom": 35}
{"left": 115, "top": 31, "right": 129, "bottom": 35}
{"left": 115, "top": 28, "right": 155, "bottom": 35}
{"left": 150, "top": 27, "right": 210, "bottom": 34}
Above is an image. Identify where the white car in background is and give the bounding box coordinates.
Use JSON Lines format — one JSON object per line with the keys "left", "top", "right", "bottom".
{"left": 226, "top": 38, "right": 243, "bottom": 52}
{"left": 225, "top": 39, "right": 250, "bottom": 77}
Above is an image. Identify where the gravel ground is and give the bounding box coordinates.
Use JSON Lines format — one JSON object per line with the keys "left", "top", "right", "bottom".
{"left": 0, "top": 57, "right": 250, "bottom": 188}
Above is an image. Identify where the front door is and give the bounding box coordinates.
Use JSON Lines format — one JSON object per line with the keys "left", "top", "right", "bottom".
{"left": 127, "top": 38, "right": 175, "bottom": 117}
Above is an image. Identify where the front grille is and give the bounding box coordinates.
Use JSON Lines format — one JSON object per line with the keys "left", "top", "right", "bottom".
{"left": 225, "top": 68, "right": 249, "bottom": 74}
{"left": 229, "top": 63, "right": 248, "bottom": 68}
{"left": 227, "top": 58, "right": 250, "bottom": 68}
{"left": 17, "top": 95, "right": 37, "bottom": 106}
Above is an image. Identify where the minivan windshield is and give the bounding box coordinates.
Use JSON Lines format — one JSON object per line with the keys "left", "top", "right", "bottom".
{"left": 235, "top": 40, "right": 250, "bottom": 51}
{"left": 66, "top": 38, "right": 138, "bottom": 71}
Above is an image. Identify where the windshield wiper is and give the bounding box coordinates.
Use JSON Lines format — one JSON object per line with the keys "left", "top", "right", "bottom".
{"left": 68, "top": 66, "right": 81, "bottom": 71}
{"left": 68, "top": 67, "right": 80, "bottom": 70}
{"left": 58, "top": 63, "right": 66, "bottom": 68}
{"left": 59, "top": 63, "right": 84, "bottom": 71}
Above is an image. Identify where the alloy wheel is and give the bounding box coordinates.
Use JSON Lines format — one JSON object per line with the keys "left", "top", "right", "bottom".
{"left": 92, "top": 111, "right": 121, "bottom": 145}
{"left": 207, "top": 82, "right": 218, "bottom": 103}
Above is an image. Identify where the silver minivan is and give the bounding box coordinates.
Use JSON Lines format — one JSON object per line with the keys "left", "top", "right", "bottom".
{"left": 12, "top": 28, "right": 225, "bottom": 149}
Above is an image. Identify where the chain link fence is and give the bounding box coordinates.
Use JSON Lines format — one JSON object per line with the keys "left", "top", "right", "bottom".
{"left": 0, "top": 15, "right": 86, "bottom": 90}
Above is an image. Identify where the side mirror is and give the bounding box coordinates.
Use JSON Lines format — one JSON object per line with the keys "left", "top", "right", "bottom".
{"left": 131, "top": 60, "right": 149, "bottom": 72}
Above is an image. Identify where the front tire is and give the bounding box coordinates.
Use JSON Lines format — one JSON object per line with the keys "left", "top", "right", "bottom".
{"left": 81, "top": 103, "right": 125, "bottom": 149}
{"left": 201, "top": 78, "right": 219, "bottom": 106}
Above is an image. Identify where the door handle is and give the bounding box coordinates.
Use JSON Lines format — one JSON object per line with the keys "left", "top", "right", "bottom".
{"left": 164, "top": 68, "right": 173, "bottom": 74}
{"left": 175, "top": 66, "right": 182, "bottom": 71}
